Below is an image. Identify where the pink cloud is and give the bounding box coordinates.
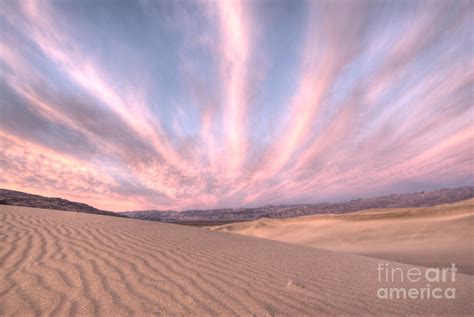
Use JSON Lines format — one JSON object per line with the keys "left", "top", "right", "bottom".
{"left": 0, "top": 0, "right": 471, "bottom": 211}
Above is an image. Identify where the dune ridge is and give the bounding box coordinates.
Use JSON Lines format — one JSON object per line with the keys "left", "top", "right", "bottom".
{"left": 211, "top": 199, "right": 474, "bottom": 274}
{"left": 1, "top": 205, "right": 473, "bottom": 316}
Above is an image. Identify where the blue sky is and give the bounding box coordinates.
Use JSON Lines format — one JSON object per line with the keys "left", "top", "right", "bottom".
{"left": 0, "top": 0, "right": 472, "bottom": 211}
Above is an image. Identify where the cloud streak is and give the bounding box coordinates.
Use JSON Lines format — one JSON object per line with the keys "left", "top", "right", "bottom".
{"left": 0, "top": 0, "right": 472, "bottom": 211}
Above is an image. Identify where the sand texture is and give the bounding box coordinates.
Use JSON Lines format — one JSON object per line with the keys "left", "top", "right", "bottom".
{"left": 212, "top": 199, "right": 474, "bottom": 275}
{"left": 1, "top": 205, "right": 473, "bottom": 316}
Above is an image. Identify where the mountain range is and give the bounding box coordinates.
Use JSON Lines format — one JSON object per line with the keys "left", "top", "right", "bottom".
{"left": 1, "top": 186, "right": 473, "bottom": 222}
{"left": 122, "top": 186, "right": 474, "bottom": 222}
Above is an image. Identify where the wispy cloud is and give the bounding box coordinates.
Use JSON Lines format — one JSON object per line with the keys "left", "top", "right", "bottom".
{"left": 216, "top": 0, "right": 252, "bottom": 176}
{"left": 0, "top": 0, "right": 472, "bottom": 211}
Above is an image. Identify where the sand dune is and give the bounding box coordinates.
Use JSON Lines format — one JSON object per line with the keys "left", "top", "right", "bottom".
{"left": 212, "top": 199, "right": 474, "bottom": 275}
{"left": 1, "top": 205, "right": 473, "bottom": 316}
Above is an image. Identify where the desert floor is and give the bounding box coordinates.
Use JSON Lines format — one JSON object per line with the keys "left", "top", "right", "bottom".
{"left": 1, "top": 205, "right": 473, "bottom": 316}
{"left": 212, "top": 199, "right": 474, "bottom": 275}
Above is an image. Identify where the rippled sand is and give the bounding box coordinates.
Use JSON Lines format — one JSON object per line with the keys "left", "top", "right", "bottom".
{"left": 1, "top": 205, "right": 473, "bottom": 316}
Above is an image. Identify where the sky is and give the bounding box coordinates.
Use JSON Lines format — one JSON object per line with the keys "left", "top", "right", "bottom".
{"left": 0, "top": 0, "right": 473, "bottom": 212}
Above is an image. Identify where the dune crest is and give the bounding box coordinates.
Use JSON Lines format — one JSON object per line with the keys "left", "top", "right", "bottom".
{"left": 211, "top": 199, "right": 474, "bottom": 275}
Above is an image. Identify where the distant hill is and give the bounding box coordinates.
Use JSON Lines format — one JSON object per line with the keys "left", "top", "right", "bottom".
{"left": 122, "top": 186, "right": 474, "bottom": 222}
{"left": 0, "top": 189, "right": 124, "bottom": 217}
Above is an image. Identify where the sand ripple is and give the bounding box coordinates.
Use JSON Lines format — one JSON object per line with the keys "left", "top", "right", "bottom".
{"left": 1, "top": 205, "right": 473, "bottom": 316}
